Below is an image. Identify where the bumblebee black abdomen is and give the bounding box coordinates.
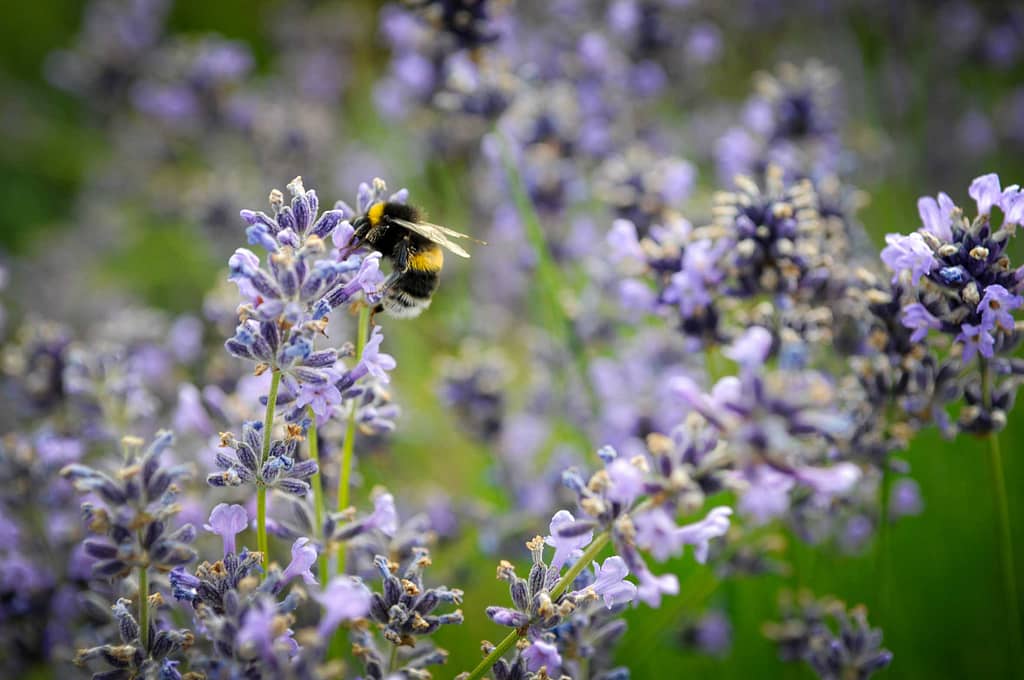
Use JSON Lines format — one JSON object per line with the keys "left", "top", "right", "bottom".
{"left": 382, "top": 269, "right": 440, "bottom": 318}
{"left": 379, "top": 243, "right": 443, "bottom": 319}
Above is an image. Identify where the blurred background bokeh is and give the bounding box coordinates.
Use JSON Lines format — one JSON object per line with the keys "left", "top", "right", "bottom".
{"left": 2, "top": 1, "right": 1024, "bottom": 678}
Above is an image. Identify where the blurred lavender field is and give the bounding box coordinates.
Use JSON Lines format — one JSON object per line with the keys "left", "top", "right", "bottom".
{"left": 2, "top": 1, "right": 1024, "bottom": 679}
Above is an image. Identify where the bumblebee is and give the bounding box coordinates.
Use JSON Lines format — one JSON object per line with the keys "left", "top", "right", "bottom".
{"left": 350, "top": 201, "right": 484, "bottom": 319}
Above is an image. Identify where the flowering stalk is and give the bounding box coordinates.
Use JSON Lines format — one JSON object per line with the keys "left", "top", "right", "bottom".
{"left": 257, "top": 369, "right": 282, "bottom": 571}
{"left": 307, "top": 406, "right": 328, "bottom": 585}
{"left": 988, "top": 432, "right": 1022, "bottom": 653}
{"left": 337, "top": 304, "right": 371, "bottom": 575}
{"left": 463, "top": 531, "right": 611, "bottom": 680}
{"left": 138, "top": 563, "right": 149, "bottom": 649}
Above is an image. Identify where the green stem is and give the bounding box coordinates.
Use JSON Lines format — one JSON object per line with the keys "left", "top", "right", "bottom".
{"left": 877, "top": 461, "right": 891, "bottom": 616}
{"left": 463, "top": 532, "right": 611, "bottom": 680}
{"left": 389, "top": 644, "right": 399, "bottom": 673}
{"left": 138, "top": 565, "right": 149, "bottom": 649}
{"left": 988, "top": 432, "right": 1023, "bottom": 660}
{"left": 307, "top": 406, "right": 328, "bottom": 586}
{"left": 257, "top": 369, "right": 282, "bottom": 572}
{"left": 337, "top": 305, "right": 371, "bottom": 576}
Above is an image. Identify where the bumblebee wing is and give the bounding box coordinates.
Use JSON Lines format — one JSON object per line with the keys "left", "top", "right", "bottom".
{"left": 390, "top": 218, "right": 475, "bottom": 258}
{"left": 422, "top": 222, "right": 488, "bottom": 245}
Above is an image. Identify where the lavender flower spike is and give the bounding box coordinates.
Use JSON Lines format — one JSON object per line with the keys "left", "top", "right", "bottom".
{"left": 204, "top": 503, "right": 249, "bottom": 555}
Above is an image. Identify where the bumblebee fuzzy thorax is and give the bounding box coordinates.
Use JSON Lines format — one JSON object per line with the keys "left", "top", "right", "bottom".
{"left": 367, "top": 201, "right": 386, "bottom": 228}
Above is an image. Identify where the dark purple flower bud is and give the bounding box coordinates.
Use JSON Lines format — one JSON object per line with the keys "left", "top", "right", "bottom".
{"left": 486, "top": 606, "right": 530, "bottom": 627}
{"left": 275, "top": 478, "right": 310, "bottom": 496}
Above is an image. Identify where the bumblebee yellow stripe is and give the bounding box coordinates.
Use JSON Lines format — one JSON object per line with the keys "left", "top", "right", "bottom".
{"left": 367, "top": 201, "right": 385, "bottom": 226}
{"left": 409, "top": 247, "right": 444, "bottom": 272}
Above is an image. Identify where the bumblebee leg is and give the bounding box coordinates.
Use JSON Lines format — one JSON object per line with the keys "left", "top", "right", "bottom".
{"left": 391, "top": 235, "right": 412, "bottom": 273}
{"left": 369, "top": 303, "right": 383, "bottom": 327}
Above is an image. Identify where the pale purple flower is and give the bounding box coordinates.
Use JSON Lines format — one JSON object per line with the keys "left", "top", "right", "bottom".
{"left": 957, "top": 323, "right": 996, "bottom": 362}
{"left": 173, "top": 383, "right": 213, "bottom": 435}
{"left": 331, "top": 220, "right": 356, "bottom": 249}
{"left": 280, "top": 537, "right": 318, "bottom": 586}
{"left": 204, "top": 503, "right": 249, "bottom": 555}
{"left": 315, "top": 576, "right": 372, "bottom": 637}
{"left": 634, "top": 507, "right": 680, "bottom": 562}
{"left": 890, "top": 479, "right": 924, "bottom": 518}
{"left": 606, "top": 457, "right": 644, "bottom": 507}
{"left": 607, "top": 219, "right": 645, "bottom": 265}
{"left": 522, "top": 639, "right": 562, "bottom": 674}
{"left": 545, "top": 510, "right": 593, "bottom": 572}
{"left": 581, "top": 556, "right": 637, "bottom": 608}
{"left": 969, "top": 173, "right": 1002, "bottom": 216}
{"left": 901, "top": 303, "right": 942, "bottom": 343}
{"left": 355, "top": 326, "right": 397, "bottom": 383}
{"left": 618, "top": 278, "right": 656, "bottom": 316}
{"left": 635, "top": 566, "right": 679, "bottom": 608}
{"left": 794, "top": 463, "right": 861, "bottom": 501}
{"left": 917, "top": 194, "right": 954, "bottom": 242}
{"left": 723, "top": 326, "right": 772, "bottom": 371}
{"left": 880, "top": 233, "right": 937, "bottom": 286}
{"left": 675, "top": 507, "right": 733, "bottom": 564}
{"left": 295, "top": 378, "right": 343, "bottom": 425}
{"left": 237, "top": 598, "right": 276, "bottom": 654}
{"left": 978, "top": 284, "right": 1022, "bottom": 333}
{"left": 738, "top": 465, "right": 794, "bottom": 525}
{"left": 365, "top": 492, "right": 398, "bottom": 537}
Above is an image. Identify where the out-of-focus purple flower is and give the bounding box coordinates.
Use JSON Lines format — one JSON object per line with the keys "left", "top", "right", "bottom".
{"left": 365, "top": 492, "right": 398, "bottom": 537}
{"left": 523, "top": 639, "right": 562, "bottom": 674}
{"left": 583, "top": 556, "right": 637, "bottom": 607}
{"left": 957, "top": 323, "right": 996, "bottom": 362}
{"left": 794, "top": 463, "right": 861, "bottom": 500}
{"left": 739, "top": 465, "right": 795, "bottom": 525}
{"left": 280, "top": 537, "right": 318, "bottom": 586}
{"left": 635, "top": 566, "right": 679, "bottom": 608}
{"left": 203, "top": 503, "right": 248, "bottom": 556}
{"left": 35, "top": 433, "right": 84, "bottom": 465}
{"left": 545, "top": 510, "right": 593, "bottom": 571}
{"left": 237, "top": 598, "right": 276, "bottom": 655}
{"left": 901, "top": 303, "right": 943, "bottom": 343}
{"left": 173, "top": 383, "right": 213, "bottom": 435}
{"left": 890, "top": 478, "right": 924, "bottom": 518}
{"left": 695, "top": 610, "right": 732, "bottom": 656}
{"left": 635, "top": 506, "right": 731, "bottom": 563}
{"left": 315, "top": 575, "right": 372, "bottom": 637}
{"left": 723, "top": 326, "right": 772, "bottom": 371}
{"left": 606, "top": 456, "right": 644, "bottom": 507}
{"left": 675, "top": 506, "right": 733, "bottom": 564}
{"left": 686, "top": 22, "right": 722, "bottom": 64}
{"left": 607, "top": 219, "right": 645, "bottom": 266}
{"left": 881, "top": 233, "right": 937, "bottom": 286}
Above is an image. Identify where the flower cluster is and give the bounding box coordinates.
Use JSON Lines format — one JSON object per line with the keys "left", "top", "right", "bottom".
{"left": 763, "top": 590, "right": 892, "bottom": 680}
{"left": 208, "top": 421, "right": 317, "bottom": 497}
{"left": 882, "top": 174, "right": 1024, "bottom": 433}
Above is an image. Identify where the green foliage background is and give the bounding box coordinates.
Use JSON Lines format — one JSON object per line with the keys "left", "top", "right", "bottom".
{"left": 2, "top": 2, "right": 1023, "bottom": 678}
